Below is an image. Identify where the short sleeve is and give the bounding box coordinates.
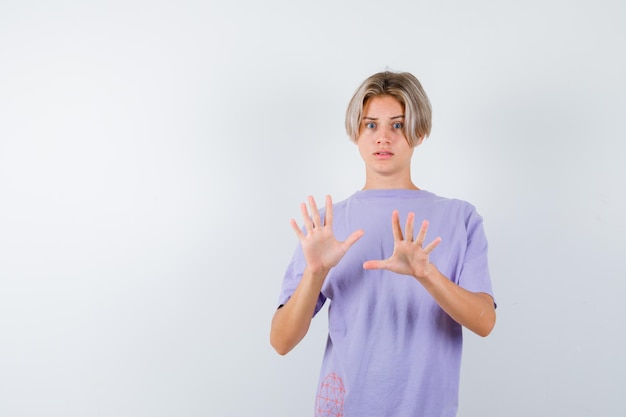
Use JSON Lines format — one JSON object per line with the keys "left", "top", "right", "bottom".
{"left": 457, "top": 207, "right": 496, "bottom": 305}
{"left": 277, "top": 244, "right": 328, "bottom": 316}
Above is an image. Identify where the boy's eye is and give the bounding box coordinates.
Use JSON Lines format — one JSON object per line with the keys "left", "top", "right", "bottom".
{"left": 393, "top": 122, "right": 403, "bottom": 129}
{"left": 365, "top": 122, "right": 376, "bottom": 129}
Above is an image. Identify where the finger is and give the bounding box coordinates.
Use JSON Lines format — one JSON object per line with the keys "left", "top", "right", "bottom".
{"left": 308, "top": 195, "right": 322, "bottom": 228}
{"left": 391, "top": 210, "right": 404, "bottom": 241}
{"left": 405, "top": 212, "right": 415, "bottom": 242}
{"left": 342, "top": 229, "right": 364, "bottom": 249}
{"left": 290, "top": 219, "right": 305, "bottom": 239}
{"left": 415, "top": 219, "right": 429, "bottom": 246}
{"left": 300, "top": 202, "right": 313, "bottom": 233}
{"left": 324, "top": 195, "right": 333, "bottom": 227}
{"left": 363, "top": 259, "right": 384, "bottom": 270}
{"left": 423, "top": 237, "right": 442, "bottom": 254}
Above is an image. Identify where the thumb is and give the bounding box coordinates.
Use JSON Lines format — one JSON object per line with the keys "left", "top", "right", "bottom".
{"left": 343, "top": 229, "right": 365, "bottom": 249}
{"left": 363, "top": 259, "right": 384, "bottom": 270}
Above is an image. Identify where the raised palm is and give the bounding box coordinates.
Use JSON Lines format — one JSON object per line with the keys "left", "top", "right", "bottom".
{"left": 363, "top": 210, "right": 441, "bottom": 279}
{"left": 291, "top": 195, "right": 364, "bottom": 273}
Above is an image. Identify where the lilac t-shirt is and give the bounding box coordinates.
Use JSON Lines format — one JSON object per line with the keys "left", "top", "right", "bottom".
{"left": 278, "top": 189, "right": 495, "bottom": 417}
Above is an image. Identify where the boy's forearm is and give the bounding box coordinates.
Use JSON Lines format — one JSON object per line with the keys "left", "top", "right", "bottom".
{"left": 417, "top": 265, "right": 496, "bottom": 337}
{"left": 270, "top": 267, "right": 328, "bottom": 355}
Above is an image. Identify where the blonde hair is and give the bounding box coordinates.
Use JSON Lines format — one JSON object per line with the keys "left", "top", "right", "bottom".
{"left": 345, "top": 71, "right": 432, "bottom": 147}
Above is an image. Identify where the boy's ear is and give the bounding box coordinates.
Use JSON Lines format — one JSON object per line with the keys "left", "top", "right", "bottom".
{"left": 415, "top": 135, "right": 425, "bottom": 147}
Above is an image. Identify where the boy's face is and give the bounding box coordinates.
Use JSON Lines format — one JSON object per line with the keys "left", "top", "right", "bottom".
{"left": 357, "top": 95, "right": 415, "bottom": 182}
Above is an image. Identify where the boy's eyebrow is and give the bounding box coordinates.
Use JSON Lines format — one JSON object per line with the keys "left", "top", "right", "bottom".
{"left": 362, "top": 114, "right": 405, "bottom": 120}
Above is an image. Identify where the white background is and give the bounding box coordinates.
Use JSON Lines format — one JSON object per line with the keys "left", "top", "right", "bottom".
{"left": 1, "top": 1, "right": 625, "bottom": 416}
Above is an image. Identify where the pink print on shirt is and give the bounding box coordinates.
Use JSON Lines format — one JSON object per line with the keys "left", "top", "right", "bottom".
{"left": 315, "top": 372, "right": 345, "bottom": 417}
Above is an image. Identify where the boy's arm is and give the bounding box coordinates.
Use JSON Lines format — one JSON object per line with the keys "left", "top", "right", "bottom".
{"left": 270, "top": 195, "right": 364, "bottom": 355}
{"left": 270, "top": 266, "right": 328, "bottom": 355}
{"left": 363, "top": 211, "right": 495, "bottom": 337}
